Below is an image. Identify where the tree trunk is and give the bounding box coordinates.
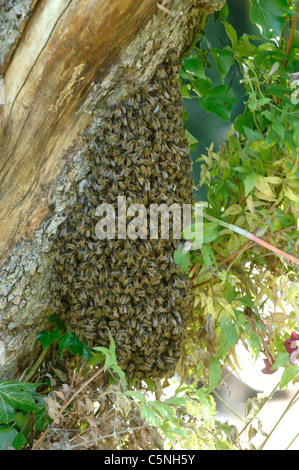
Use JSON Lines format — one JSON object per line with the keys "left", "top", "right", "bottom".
{"left": 0, "top": 0, "right": 224, "bottom": 380}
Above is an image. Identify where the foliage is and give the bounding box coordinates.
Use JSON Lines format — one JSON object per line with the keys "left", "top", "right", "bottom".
{"left": 0, "top": 0, "right": 298, "bottom": 451}
{"left": 0, "top": 381, "right": 48, "bottom": 449}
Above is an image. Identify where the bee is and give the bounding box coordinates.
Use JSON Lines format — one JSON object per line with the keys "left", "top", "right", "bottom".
{"left": 49, "top": 57, "right": 194, "bottom": 379}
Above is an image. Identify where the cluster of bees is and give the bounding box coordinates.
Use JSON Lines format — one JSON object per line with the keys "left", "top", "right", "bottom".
{"left": 50, "top": 56, "right": 194, "bottom": 379}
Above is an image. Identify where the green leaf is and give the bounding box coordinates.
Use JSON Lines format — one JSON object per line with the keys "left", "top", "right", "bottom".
{"left": 265, "top": 84, "right": 291, "bottom": 99}
{"left": 47, "top": 314, "right": 66, "bottom": 331}
{"left": 272, "top": 351, "right": 290, "bottom": 369}
{"left": 197, "top": 388, "right": 214, "bottom": 410}
{"left": 185, "top": 129, "right": 199, "bottom": 151}
{"left": 36, "top": 329, "right": 61, "bottom": 350}
{"left": 202, "top": 223, "right": 219, "bottom": 244}
{"left": 219, "top": 3, "right": 229, "bottom": 21}
{"left": 87, "top": 351, "right": 106, "bottom": 367}
{"left": 250, "top": 0, "right": 290, "bottom": 40}
{"left": 244, "top": 172, "right": 258, "bottom": 197}
{"left": 182, "top": 56, "right": 205, "bottom": 78}
{"left": 0, "top": 425, "right": 17, "bottom": 450}
{"left": 211, "top": 48, "right": 235, "bottom": 76}
{"left": 264, "top": 130, "right": 279, "bottom": 148}
{"left": 243, "top": 127, "right": 264, "bottom": 143}
{"left": 140, "top": 404, "right": 161, "bottom": 428}
{"left": 94, "top": 346, "right": 116, "bottom": 371}
{"left": 165, "top": 395, "right": 186, "bottom": 407}
{"left": 201, "top": 244, "right": 217, "bottom": 268}
{"left": 125, "top": 390, "right": 147, "bottom": 404}
{"left": 174, "top": 244, "right": 190, "bottom": 273}
{"left": 12, "top": 431, "right": 26, "bottom": 450}
{"left": 225, "top": 280, "right": 236, "bottom": 303}
{"left": 58, "top": 331, "right": 92, "bottom": 360}
{"left": 223, "top": 22, "right": 238, "bottom": 47}
{"left": 234, "top": 111, "right": 254, "bottom": 134}
{"left": 219, "top": 316, "right": 239, "bottom": 356}
{"left": 208, "top": 361, "right": 222, "bottom": 391}
{"left": 0, "top": 382, "right": 44, "bottom": 424}
{"left": 149, "top": 401, "right": 174, "bottom": 421}
{"left": 113, "top": 365, "right": 126, "bottom": 391}
{"left": 192, "top": 76, "right": 212, "bottom": 98}
{"left": 279, "top": 365, "right": 299, "bottom": 389}
{"left": 200, "top": 85, "right": 237, "bottom": 122}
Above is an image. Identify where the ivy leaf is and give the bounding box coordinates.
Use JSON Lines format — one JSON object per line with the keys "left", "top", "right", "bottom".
{"left": 58, "top": 331, "right": 92, "bottom": 360}
{"left": 0, "top": 382, "right": 43, "bottom": 424}
{"left": 200, "top": 85, "right": 237, "bottom": 122}
{"left": 47, "top": 314, "right": 66, "bottom": 331}
{"left": 250, "top": 0, "right": 291, "bottom": 40}
{"left": 36, "top": 329, "right": 61, "bottom": 350}
{"left": 12, "top": 431, "right": 26, "bottom": 450}
{"left": 0, "top": 426, "right": 18, "bottom": 450}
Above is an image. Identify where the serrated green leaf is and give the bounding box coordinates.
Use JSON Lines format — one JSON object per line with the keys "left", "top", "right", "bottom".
{"left": 113, "top": 365, "right": 126, "bottom": 391}
{"left": 208, "top": 361, "right": 222, "bottom": 391}
{"left": 211, "top": 48, "right": 235, "bottom": 76}
{"left": 219, "top": 316, "right": 239, "bottom": 356}
{"left": 200, "top": 85, "right": 237, "bottom": 122}
{"left": 202, "top": 223, "right": 219, "bottom": 244}
{"left": 272, "top": 351, "right": 290, "bottom": 369}
{"left": 174, "top": 244, "right": 190, "bottom": 273}
{"left": 192, "top": 76, "right": 212, "bottom": 98}
{"left": 279, "top": 365, "right": 299, "bottom": 389}
{"left": 164, "top": 425, "right": 191, "bottom": 441}
{"left": 149, "top": 401, "right": 174, "bottom": 421}
{"left": 182, "top": 56, "right": 205, "bottom": 78}
{"left": 140, "top": 404, "right": 161, "bottom": 428}
{"left": 250, "top": 0, "right": 290, "bottom": 40}
{"left": 185, "top": 129, "right": 199, "bottom": 151}
{"left": 125, "top": 390, "right": 147, "bottom": 404}
{"left": 244, "top": 173, "right": 257, "bottom": 197}
{"left": 225, "top": 280, "right": 236, "bottom": 303}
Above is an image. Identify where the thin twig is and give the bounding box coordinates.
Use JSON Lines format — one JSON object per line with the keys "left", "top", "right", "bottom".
{"left": 238, "top": 380, "right": 280, "bottom": 439}
{"left": 66, "top": 425, "right": 148, "bottom": 450}
{"left": 258, "top": 388, "right": 299, "bottom": 450}
{"left": 22, "top": 347, "right": 48, "bottom": 383}
{"left": 60, "top": 366, "right": 105, "bottom": 415}
{"left": 156, "top": 3, "right": 172, "bottom": 15}
{"left": 31, "top": 366, "right": 105, "bottom": 450}
{"left": 286, "top": 432, "right": 299, "bottom": 450}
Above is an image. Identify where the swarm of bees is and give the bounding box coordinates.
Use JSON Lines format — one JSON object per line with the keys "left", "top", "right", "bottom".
{"left": 50, "top": 55, "right": 194, "bottom": 379}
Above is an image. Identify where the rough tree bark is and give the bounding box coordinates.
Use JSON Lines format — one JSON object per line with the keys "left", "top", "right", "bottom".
{"left": 0, "top": 0, "right": 224, "bottom": 380}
